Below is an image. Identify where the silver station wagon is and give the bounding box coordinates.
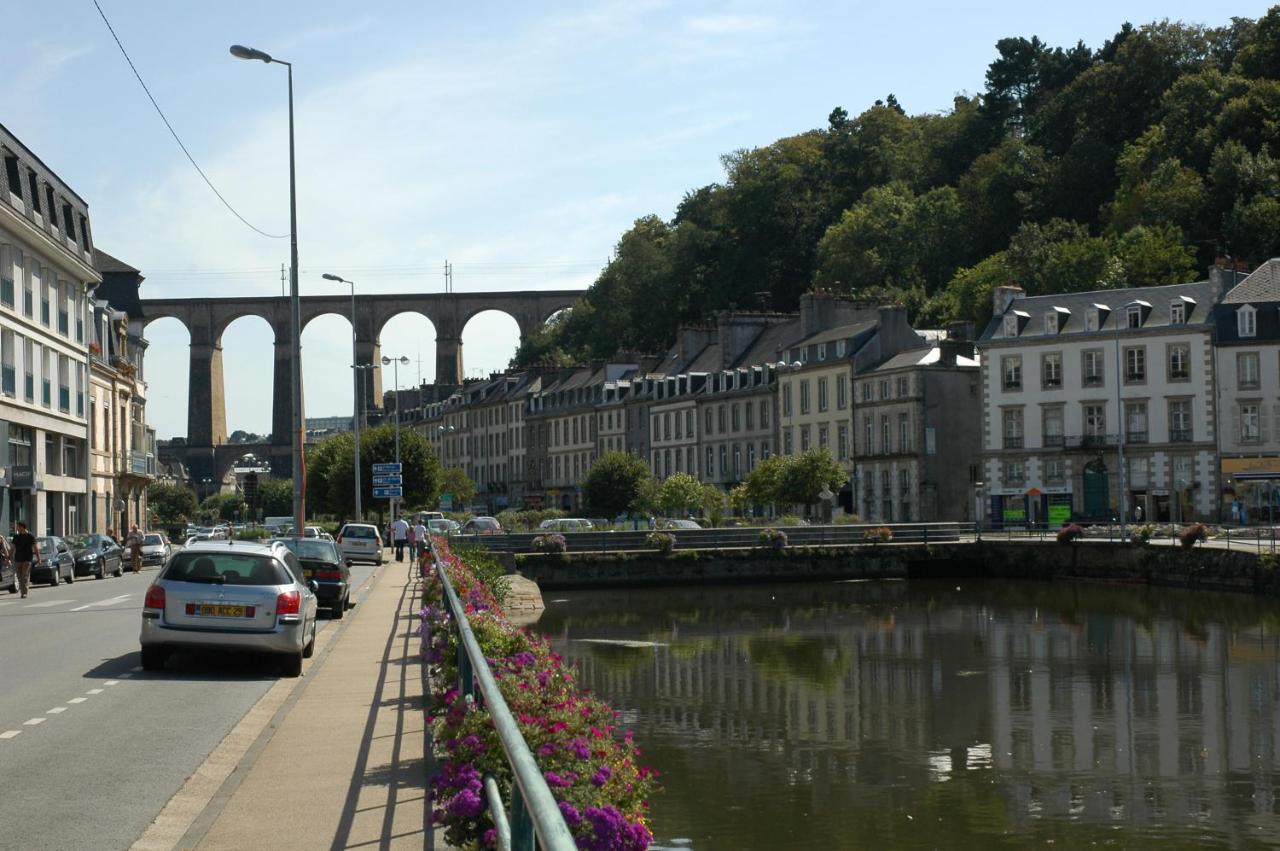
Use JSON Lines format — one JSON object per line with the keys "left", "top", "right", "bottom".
{"left": 140, "top": 539, "right": 319, "bottom": 677}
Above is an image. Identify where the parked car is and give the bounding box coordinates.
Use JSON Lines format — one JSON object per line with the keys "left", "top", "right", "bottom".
{"left": 139, "top": 539, "right": 319, "bottom": 676}
{"left": 140, "top": 533, "right": 172, "bottom": 567}
{"left": 277, "top": 538, "right": 350, "bottom": 619}
{"left": 538, "top": 518, "right": 595, "bottom": 532}
{"left": 657, "top": 518, "right": 703, "bottom": 530}
{"left": 2, "top": 557, "right": 14, "bottom": 594}
{"left": 68, "top": 534, "right": 125, "bottom": 579}
{"left": 427, "top": 518, "right": 461, "bottom": 536}
{"left": 31, "top": 536, "right": 75, "bottom": 586}
{"left": 336, "top": 523, "right": 384, "bottom": 565}
{"left": 462, "top": 516, "right": 503, "bottom": 535}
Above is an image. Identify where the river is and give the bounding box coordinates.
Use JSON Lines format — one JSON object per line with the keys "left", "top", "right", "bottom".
{"left": 532, "top": 578, "right": 1280, "bottom": 850}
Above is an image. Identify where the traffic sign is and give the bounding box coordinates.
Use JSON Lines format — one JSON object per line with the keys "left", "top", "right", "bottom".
{"left": 371, "top": 462, "right": 402, "bottom": 474}
{"left": 372, "top": 474, "right": 403, "bottom": 486}
{"left": 373, "top": 486, "right": 404, "bottom": 499}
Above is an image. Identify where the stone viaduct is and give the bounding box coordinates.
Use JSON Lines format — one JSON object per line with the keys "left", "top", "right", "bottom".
{"left": 140, "top": 290, "right": 582, "bottom": 486}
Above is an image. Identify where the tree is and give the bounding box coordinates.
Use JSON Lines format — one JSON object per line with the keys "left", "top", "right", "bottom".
{"left": 257, "top": 477, "right": 293, "bottom": 517}
{"left": 629, "top": 477, "right": 662, "bottom": 516}
{"left": 740, "top": 454, "right": 789, "bottom": 512}
{"left": 440, "top": 467, "right": 477, "bottom": 511}
{"left": 148, "top": 482, "right": 197, "bottom": 526}
{"left": 778, "top": 448, "right": 847, "bottom": 509}
{"left": 657, "top": 473, "right": 703, "bottom": 516}
{"left": 582, "top": 452, "right": 652, "bottom": 517}
{"left": 199, "top": 492, "right": 245, "bottom": 523}
{"left": 306, "top": 424, "right": 442, "bottom": 519}
{"left": 699, "top": 483, "right": 727, "bottom": 527}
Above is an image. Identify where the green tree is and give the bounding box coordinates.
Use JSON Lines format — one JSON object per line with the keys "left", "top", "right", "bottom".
{"left": 148, "top": 482, "right": 198, "bottom": 525}
{"left": 257, "top": 477, "right": 293, "bottom": 517}
{"left": 307, "top": 424, "right": 441, "bottom": 520}
{"left": 1111, "top": 224, "right": 1198, "bottom": 286}
{"left": 658, "top": 473, "right": 704, "bottom": 516}
{"left": 582, "top": 451, "right": 652, "bottom": 517}
{"left": 699, "top": 483, "right": 727, "bottom": 527}
{"left": 440, "top": 467, "right": 477, "bottom": 510}
{"left": 778, "top": 448, "right": 848, "bottom": 509}
{"left": 741, "top": 453, "right": 789, "bottom": 512}
{"left": 630, "top": 477, "right": 662, "bottom": 516}
{"left": 199, "top": 492, "right": 246, "bottom": 523}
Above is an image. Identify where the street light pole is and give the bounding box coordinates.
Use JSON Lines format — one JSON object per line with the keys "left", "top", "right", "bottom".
{"left": 324, "top": 273, "right": 362, "bottom": 520}
{"left": 230, "top": 44, "right": 304, "bottom": 538}
{"left": 382, "top": 355, "right": 409, "bottom": 523}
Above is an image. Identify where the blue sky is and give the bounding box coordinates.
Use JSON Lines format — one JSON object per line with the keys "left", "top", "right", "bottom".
{"left": 6, "top": 1, "right": 1269, "bottom": 439}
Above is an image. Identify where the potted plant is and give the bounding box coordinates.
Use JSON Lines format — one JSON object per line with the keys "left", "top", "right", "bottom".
{"left": 758, "top": 528, "right": 788, "bottom": 550}
{"left": 1057, "top": 523, "right": 1084, "bottom": 544}
{"left": 531, "top": 533, "right": 567, "bottom": 554}
{"left": 645, "top": 531, "right": 675, "bottom": 555}
{"left": 1179, "top": 523, "right": 1207, "bottom": 549}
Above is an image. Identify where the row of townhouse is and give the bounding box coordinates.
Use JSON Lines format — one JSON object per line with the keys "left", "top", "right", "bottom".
{"left": 1, "top": 123, "right": 153, "bottom": 536}
{"left": 979, "top": 261, "right": 1280, "bottom": 526}
{"left": 411, "top": 294, "right": 986, "bottom": 522}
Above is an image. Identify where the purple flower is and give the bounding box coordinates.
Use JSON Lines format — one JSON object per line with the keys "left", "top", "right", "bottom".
{"left": 558, "top": 800, "right": 582, "bottom": 826}
{"left": 483, "top": 827, "right": 498, "bottom": 847}
{"left": 569, "top": 738, "right": 591, "bottom": 760}
{"left": 460, "top": 735, "right": 483, "bottom": 751}
{"left": 448, "top": 788, "right": 484, "bottom": 819}
{"left": 537, "top": 742, "right": 557, "bottom": 758}
{"left": 591, "top": 764, "right": 613, "bottom": 787}
{"left": 543, "top": 770, "right": 573, "bottom": 788}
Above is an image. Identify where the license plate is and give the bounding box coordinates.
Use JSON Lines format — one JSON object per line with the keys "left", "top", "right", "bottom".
{"left": 303, "top": 568, "right": 314, "bottom": 579}
{"left": 188, "top": 604, "right": 253, "bottom": 618}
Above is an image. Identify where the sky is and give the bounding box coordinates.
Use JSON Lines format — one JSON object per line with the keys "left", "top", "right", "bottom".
{"left": 6, "top": 1, "right": 1270, "bottom": 439}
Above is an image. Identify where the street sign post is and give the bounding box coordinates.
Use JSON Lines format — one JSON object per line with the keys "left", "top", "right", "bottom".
{"left": 373, "top": 486, "right": 404, "bottom": 499}
{"left": 371, "top": 462, "right": 402, "bottom": 475}
{"left": 372, "top": 474, "right": 403, "bottom": 486}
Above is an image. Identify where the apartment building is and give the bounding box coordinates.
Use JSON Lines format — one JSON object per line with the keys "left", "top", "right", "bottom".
{"left": 1, "top": 124, "right": 98, "bottom": 535}
{"left": 697, "top": 365, "right": 776, "bottom": 491}
{"left": 978, "top": 277, "right": 1221, "bottom": 527}
{"left": 1213, "top": 260, "right": 1280, "bottom": 523}
{"left": 649, "top": 373, "right": 704, "bottom": 479}
{"left": 852, "top": 338, "right": 981, "bottom": 523}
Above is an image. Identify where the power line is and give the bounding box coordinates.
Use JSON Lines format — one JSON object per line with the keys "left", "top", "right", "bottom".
{"left": 91, "top": 0, "right": 288, "bottom": 240}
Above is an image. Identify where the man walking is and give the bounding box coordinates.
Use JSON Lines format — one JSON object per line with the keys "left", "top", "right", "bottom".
{"left": 126, "top": 524, "right": 144, "bottom": 574}
{"left": 391, "top": 515, "right": 409, "bottom": 562}
{"left": 11, "top": 521, "right": 38, "bottom": 599}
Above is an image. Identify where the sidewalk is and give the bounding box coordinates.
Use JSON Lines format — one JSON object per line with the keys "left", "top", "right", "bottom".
{"left": 188, "top": 555, "right": 443, "bottom": 850}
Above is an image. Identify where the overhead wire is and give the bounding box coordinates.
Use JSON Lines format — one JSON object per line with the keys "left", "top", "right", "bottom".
{"left": 91, "top": 0, "right": 288, "bottom": 240}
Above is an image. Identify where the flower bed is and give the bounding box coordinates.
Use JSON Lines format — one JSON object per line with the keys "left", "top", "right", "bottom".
{"left": 421, "top": 538, "right": 658, "bottom": 850}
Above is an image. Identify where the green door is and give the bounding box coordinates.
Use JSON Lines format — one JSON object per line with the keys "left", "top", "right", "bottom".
{"left": 1083, "top": 462, "right": 1109, "bottom": 519}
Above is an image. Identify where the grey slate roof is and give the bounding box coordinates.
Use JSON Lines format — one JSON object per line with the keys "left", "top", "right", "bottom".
{"left": 1222, "top": 259, "right": 1280, "bottom": 304}
{"left": 979, "top": 280, "right": 1217, "bottom": 343}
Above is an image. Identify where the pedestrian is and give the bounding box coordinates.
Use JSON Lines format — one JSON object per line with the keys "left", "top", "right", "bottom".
{"left": 126, "top": 524, "right": 144, "bottom": 574}
{"left": 11, "top": 521, "right": 38, "bottom": 599}
{"left": 392, "top": 514, "right": 410, "bottom": 562}
{"left": 406, "top": 521, "right": 417, "bottom": 563}
{"left": 1135, "top": 504, "right": 1144, "bottom": 523}
{"left": 413, "top": 516, "right": 429, "bottom": 575}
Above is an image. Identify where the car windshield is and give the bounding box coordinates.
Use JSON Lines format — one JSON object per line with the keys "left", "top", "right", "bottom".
{"left": 471, "top": 518, "right": 499, "bottom": 529}
{"left": 164, "top": 552, "right": 291, "bottom": 585}
{"left": 36, "top": 537, "right": 58, "bottom": 551}
{"left": 341, "top": 525, "right": 377, "bottom": 539}
{"left": 143, "top": 534, "right": 164, "bottom": 546}
{"left": 428, "top": 520, "right": 453, "bottom": 531}
{"left": 67, "top": 535, "right": 104, "bottom": 549}
{"left": 278, "top": 539, "right": 340, "bottom": 563}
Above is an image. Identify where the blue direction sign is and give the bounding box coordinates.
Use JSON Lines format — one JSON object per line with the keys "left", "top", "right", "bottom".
{"left": 373, "top": 486, "right": 404, "bottom": 499}
{"left": 372, "top": 474, "right": 403, "bottom": 486}
{"left": 371, "top": 462, "right": 402, "bottom": 475}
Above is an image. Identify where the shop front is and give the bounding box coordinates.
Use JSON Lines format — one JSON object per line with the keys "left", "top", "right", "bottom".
{"left": 989, "top": 487, "right": 1073, "bottom": 529}
{"left": 1221, "top": 458, "right": 1280, "bottom": 525}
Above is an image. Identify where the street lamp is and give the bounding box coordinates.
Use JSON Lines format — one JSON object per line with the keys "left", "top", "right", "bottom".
{"left": 230, "top": 43, "right": 305, "bottom": 537}
{"left": 382, "top": 354, "right": 410, "bottom": 522}
{"left": 323, "top": 273, "right": 362, "bottom": 520}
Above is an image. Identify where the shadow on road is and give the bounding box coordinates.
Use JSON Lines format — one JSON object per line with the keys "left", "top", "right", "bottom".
{"left": 84, "top": 648, "right": 283, "bottom": 681}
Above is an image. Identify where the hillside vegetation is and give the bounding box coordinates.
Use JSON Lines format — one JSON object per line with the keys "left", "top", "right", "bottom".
{"left": 517, "top": 10, "right": 1280, "bottom": 365}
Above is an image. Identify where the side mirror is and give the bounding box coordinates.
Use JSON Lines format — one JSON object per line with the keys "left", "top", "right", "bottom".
{"left": 307, "top": 580, "right": 319, "bottom": 594}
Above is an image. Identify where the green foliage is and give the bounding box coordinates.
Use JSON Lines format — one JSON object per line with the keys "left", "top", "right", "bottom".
{"left": 198, "top": 492, "right": 245, "bottom": 523}
{"left": 147, "top": 482, "right": 198, "bottom": 525}
{"left": 306, "top": 424, "right": 441, "bottom": 520}
{"left": 645, "top": 531, "right": 676, "bottom": 555}
{"left": 257, "top": 477, "right": 293, "bottom": 518}
{"left": 439, "top": 467, "right": 477, "bottom": 510}
{"left": 449, "top": 541, "right": 509, "bottom": 607}
{"left": 778, "top": 448, "right": 847, "bottom": 507}
{"left": 657, "top": 473, "right": 703, "bottom": 515}
{"left": 582, "top": 451, "right": 652, "bottom": 517}
{"left": 234, "top": 527, "right": 270, "bottom": 540}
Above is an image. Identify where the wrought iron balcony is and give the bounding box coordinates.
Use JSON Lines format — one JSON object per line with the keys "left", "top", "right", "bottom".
{"left": 1170, "top": 427, "right": 1192, "bottom": 443}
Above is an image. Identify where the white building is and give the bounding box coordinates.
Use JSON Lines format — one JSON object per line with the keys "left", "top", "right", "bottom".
{"left": 1, "top": 124, "right": 97, "bottom": 535}
{"left": 977, "top": 276, "right": 1222, "bottom": 527}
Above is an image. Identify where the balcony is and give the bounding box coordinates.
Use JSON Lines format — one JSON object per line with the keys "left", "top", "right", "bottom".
{"left": 1062, "top": 433, "right": 1116, "bottom": 450}
{"left": 1003, "top": 435, "right": 1024, "bottom": 449}
{"left": 1126, "top": 430, "right": 1149, "bottom": 444}
{"left": 1041, "top": 377, "right": 1062, "bottom": 390}
{"left": 1083, "top": 375, "right": 1104, "bottom": 387}
{"left": 1170, "top": 427, "right": 1192, "bottom": 443}
{"left": 130, "top": 450, "right": 151, "bottom": 476}
{"left": 1042, "top": 433, "right": 1065, "bottom": 448}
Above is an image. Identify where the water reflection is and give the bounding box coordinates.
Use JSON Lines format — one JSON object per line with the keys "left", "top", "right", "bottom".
{"left": 533, "top": 579, "right": 1280, "bottom": 850}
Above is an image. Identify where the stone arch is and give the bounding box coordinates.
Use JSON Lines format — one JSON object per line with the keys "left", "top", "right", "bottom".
{"left": 138, "top": 316, "right": 191, "bottom": 441}
{"left": 375, "top": 308, "right": 439, "bottom": 403}
{"left": 217, "top": 313, "right": 276, "bottom": 441}
{"left": 300, "top": 310, "right": 356, "bottom": 421}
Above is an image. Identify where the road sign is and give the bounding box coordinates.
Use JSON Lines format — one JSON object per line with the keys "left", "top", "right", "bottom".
{"left": 371, "top": 462, "right": 402, "bottom": 474}
{"left": 372, "top": 474, "right": 403, "bottom": 486}
{"left": 439, "top": 493, "right": 453, "bottom": 511}
{"left": 373, "top": 486, "right": 404, "bottom": 499}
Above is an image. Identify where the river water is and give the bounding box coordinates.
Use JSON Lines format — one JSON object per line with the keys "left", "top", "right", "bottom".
{"left": 533, "top": 578, "right": 1280, "bottom": 850}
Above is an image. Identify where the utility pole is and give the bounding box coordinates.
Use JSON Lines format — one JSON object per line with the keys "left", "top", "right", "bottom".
{"left": 280, "top": 263, "right": 286, "bottom": 297}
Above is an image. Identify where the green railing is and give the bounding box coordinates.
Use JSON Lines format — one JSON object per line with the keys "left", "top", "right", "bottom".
{"left": 429, "top": 540, "right": 576, "bottom": 851}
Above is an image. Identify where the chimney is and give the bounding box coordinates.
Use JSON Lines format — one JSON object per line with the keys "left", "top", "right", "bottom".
{"left": 937, "top": 338, "right": 973, "bottom": 366}
{"left": 947, "top": 321, "right": 975, "bottom": 341}
{"left": 677, "top": 326, "right": 714, "bottom": 362}
{"left": 992, "top": 284, "right": 1024, "bottom": 317}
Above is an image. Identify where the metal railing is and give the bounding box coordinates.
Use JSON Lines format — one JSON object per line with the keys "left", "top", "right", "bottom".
{"left": 430, "top": 540, "right": 576, "bottom": 851}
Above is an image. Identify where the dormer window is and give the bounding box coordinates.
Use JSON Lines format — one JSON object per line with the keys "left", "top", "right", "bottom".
{"left": 1238, "top": 305, "right": 1257, "bottom": 338}
{"left": 1003, "top": 314, "right": 1019, "bottom": 337}
{"left": 1044, "top": 313, "right": 1057, "bottom": 334}
{"left": 1170, "top": 300, "right": 1186, "bottom": 325}
{"left": 835, "top": 340, "right": 846, "bottom": 357}
{"left": 1086, "top": 311, "right": 1099, "bottom": 332}
{"left": 1126, "top": 305, "right": 1142, "bottom": 329}
{"left": 817, "top": 343, "right": 827, "bottom": 361}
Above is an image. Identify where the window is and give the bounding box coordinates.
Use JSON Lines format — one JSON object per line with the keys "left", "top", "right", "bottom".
{"left": 1003, "top": 314, "right": 1019, "bottom": 337}
{"left": 1167, "top": 344, "right": 1190, "bottom": 381}
{"left": 731, "top": 403, "right": 740, "bottom": 432}
{"left": 747, "top": 444, "right": 756, "bottom": 471}
{"left": 836, "top": 340, "right": 846, "bottom": 357}
{"left": 1125, "top": 402, "right": 1148, "bottom": 443}
{"left": 40, "top": 277, "right": 49, "bottom": 326}
{"left": 799, "top": 380, "right": 810, "bottom": 414}
{"left": 1041, "top": 353, "right": 1062, "bottom": 389}
{"left": 674, "top": 410, "right": 682, "bottom": 439}
{"left": 1170, "top": 301, "right": 1186, "bottom": 325}
{"left": 705, "top": 447, "right": 714, "bottom": 477}
{"left": 1169, "top": 399, "right": 1191, "bottom": 442}
{"left": 27, "top": 170, "right": 40, "bottom": 213}
{"left": 818, "top": 425, "right": 829, "bottom": 449}
{"left": 1128, "top": 456, "right": 1149, "bottom": 489}
{"left": 817, "top": 343, "right": 827, "bottom": 361}
{"left": 800, "top": 425, "right": 811, "bottom": 451}
{"left": 1238, "top": 305, "right": 1257, "bottom": 338}
{"left": 41, "top": 346, "right": 51, "bottom": 407}
{"left": 1126, "top": 305, "right": 1143, "bottom": 328}
{"left": 685, "top": 409, "right": 693, "bottom": 437}
{"left": 861, "top": 383, "right": 871, "bottom": 402}
{"left": 0, "top": 329, "right": 13, "bottom": 396}
{"left": 1044, "top": 313, "right": 1058, "bottom": 334}
{"left": 22, "top": 338, "right": 32, "bottom": 402}
{"left": 863, "top": 416, "right": 873, "bottom": 456}
{"left": 1238, "top": 352, "right": 1260, "bottom": 390}
{"left": 837, "top": 424, "right": 849, "bottom": 460}
{"left": 45, "top": 186, "right": 56, "bottom": 226}
{"left": 899, "top": 412, "right": 911, "bottom": 452}
{"left": 1002, "top": 408, "right": 1024, "bottom": 449}
{"left": 1042, "top": 406, "right": 1064, "bottom": 447}
{"left": 1045, "top": 459, "right": 1065, "bottom": 484}
{"left": 719, "top": 446, "right": 728, "bottom": 477}
{"left": 1004, "top": 460, "right": 1025, "bottom": 484}
{"left": 2, "top": 156, "right": 18, "bottom": 197}
{"left": 75, "top": 363, "right": 84, "bottom": 417}
{"left": 1001, "top": 356, "right": 1022, "bottom": 391}
{"left": 1124, "top": 346, "right": 1145, "bottom": 382}
{"left": 880, "top": 379, "right": 890, "bottom": 399}
{"left": 745, "top": 402, "right": 753, "bottom": 431}
{"left": 899, "top": 468, "right": 909, "bottom": 494}
{"left": 881, "top": 415, "right": 891, "bottom": 454}
{"left": 1084, "top": 404, "right": 1106, "bottom": 443}
{"left": 1241, "top": 403, "right": 1261, "bottom": 442}
{"left": 817, "top": 378, "right": 828, "bottom": 412}
{"left": 717, "top": 405, "right": 726, "bottom": 433}
{"left": 22, "top": 260, "right": 31, "bottom": 316}
{"left": 782, "top": 383, "right": 792, "bottom": 417}
{"left": 783, "top": 429, "right": 794, "bottom": 455}
{"left": 1082, "top": 349, "right": 1104, "bottom": 386}
{"left": 760, "top": 400, "right": 769, "bottom": 428}
{"left": 836, "top": 375, "right": 848, "bottom": 410}
{"left": 58, "top": 354, "right": 70, "bottom": 412}
{"left": 1086, "top": 310, "right": 1099, "bottom": 332}
{"left": 733, "top": 446, "right": 742, "bottom": 478}
{"left": 0, "top": 245, "right": 14, "bottom": 308}
{"left": 62, "top": 202, "right": 76, "bottom": 242}
{"left": 705, "top": 408, "right": 714, "bottom": 434}
{"left": 57, "top": 283, "right": 69, "bottom": 335}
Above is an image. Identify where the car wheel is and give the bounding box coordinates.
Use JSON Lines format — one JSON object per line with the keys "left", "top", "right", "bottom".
{"left": 113, "top": 560, "right": 123, "bottom": 578}
{"left": 49, "top": 571, "right": 59, "bottom": 587}
{"left": 332, "top": 596, "right": 345, "bottom": 620}
{"left": 94, "top": 565, "right": 104, "bottom": 580}
{"left": 65, "top": 566, "right": 74, "bottom": 584}
{"left": 303, "top": 623, "right": 316, "bottom": 658}
{"left": 141, "top": 646, "right": 167, "bottom": 672}
{"left": 280, "top": 652, "right": 303, "bottom": 677}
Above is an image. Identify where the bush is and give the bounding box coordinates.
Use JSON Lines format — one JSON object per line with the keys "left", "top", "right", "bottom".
{"left": 863, "top": 526, "right": 893, "bottom": 544}
{"left": 1130, "top": 524, "right": 1155, "bottom": 545}
{"left": 234, "top": 527, "right": 271, "bottom": 540}
{"left": 532, "top": 533, "right": 567, "bottom": 554}
{"left": 758, "top": 528, "right": 788, "bottom": 550}
{"left": 776, "top": 515, "right": 806, "bottom": 527}
{"left": 645, "top": 531, "right": 675, "bottom": 555}
{"left": 832, "top": 513, "right": 862, "bottom": 525}
{"left": 1179, "top": 523, "right": 1207, "bottom": 549}
{"left": 1057, "top": 523, "right": 1084, "bottom": 544}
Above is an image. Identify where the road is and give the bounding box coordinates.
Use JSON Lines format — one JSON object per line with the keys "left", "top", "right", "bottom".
{"left": 0, "top": 548, "right": 393, "bottom": 851}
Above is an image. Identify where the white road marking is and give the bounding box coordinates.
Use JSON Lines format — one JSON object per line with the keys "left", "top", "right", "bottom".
{"left": 71, "top": 594, "right": 130, "bottom": 612}
{"left": 117, "top": 672, "right": 133, "bottom": 679}
{"left": 130, "top": 666, "right": 142, "bottom": 672}
{"left": 23, "top": 717, "right": 44, "bottom": 726}
{"left": 104, "top": 680, "right": 120, "bottom": 686}
{"left": 85, "top": 688, "right": 104, "bottom": 695}
{"left": 23, "top": 600, "right": 67, "bottom": 608}
{"left": 47, "top": 707, "right": 67, "bottom": 714}
{"left": 0, "top": 730, "right": 20, "bottom": 739}
{"left": 67, "top": 697, "right": 87, "bottom": 704}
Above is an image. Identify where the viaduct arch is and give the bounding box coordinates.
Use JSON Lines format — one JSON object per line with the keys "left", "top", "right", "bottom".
{"left": 142, "top": 290, "right": 582, "bottom": 483}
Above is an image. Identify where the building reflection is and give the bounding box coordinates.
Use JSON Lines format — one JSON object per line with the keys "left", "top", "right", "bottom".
{"left": 539, "top": 581, "right": 1280, "bottom": 844}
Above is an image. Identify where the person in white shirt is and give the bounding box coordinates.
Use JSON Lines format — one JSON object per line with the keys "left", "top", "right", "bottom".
{"left": 391, "top": 516, "right": 410, "bottom": 562}
{"left": 413, "top": 520, "right": 429, "bottom": 561}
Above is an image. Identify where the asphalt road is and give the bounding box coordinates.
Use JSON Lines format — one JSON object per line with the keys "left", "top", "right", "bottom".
{"left": 0, "top": 547, "right": 391, "bottom": 851}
